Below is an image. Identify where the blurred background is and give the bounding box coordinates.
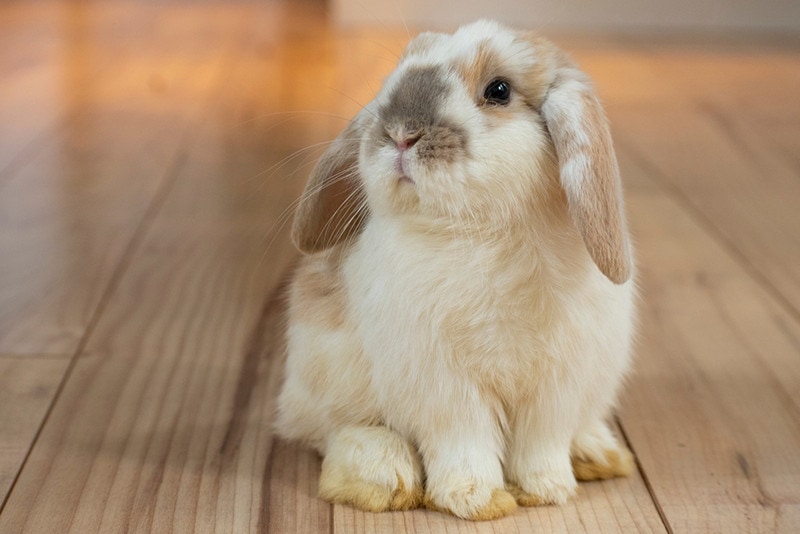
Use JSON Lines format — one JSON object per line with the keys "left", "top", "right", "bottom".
{"left": 1, "top": 1, "right": 799, "bottom": 533}
{"left": 334, "top": 0, "right": 800, "bottom": 32}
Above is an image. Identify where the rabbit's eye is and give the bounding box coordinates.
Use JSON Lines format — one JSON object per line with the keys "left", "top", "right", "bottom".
{"left": 483, "top": 79, "right": 511, "bottom": 105}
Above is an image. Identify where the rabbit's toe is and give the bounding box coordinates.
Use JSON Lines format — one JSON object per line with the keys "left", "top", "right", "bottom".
{"left": 571, "top": 445, "right": 635, "bottom": 481}
{"left": 319, "top": 468, "right": 423, "bottom": 511}
{"left": 424, "top": 486, "right": 517, "bottom": 520}
{"left": 571, "top": 420, "right": 635, "bottom": 481}
{"left": 318, "top": 426, "right": 423, "bottom": 512}
{"left": 507, "top": 467, "right": 577, "bottom": 506}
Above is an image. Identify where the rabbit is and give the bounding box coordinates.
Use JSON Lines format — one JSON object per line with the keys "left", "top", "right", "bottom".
{"left": 275, "top": 19, "right": 636, "bottom": 521}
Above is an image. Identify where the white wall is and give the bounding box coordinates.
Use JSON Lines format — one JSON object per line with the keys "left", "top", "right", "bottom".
{"left": 332, "top": 0, "right": 800, "bottom": 32}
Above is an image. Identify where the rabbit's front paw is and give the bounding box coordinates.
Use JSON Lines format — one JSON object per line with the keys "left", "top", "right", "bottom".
{"left": 508, "top": 466, "right": 577, "bottom": 506}
{"left": 571, "top": 444, "right": 634, "bottom": 481}
{"left": 319, "top": 426, "right": 424, "bottom": 512}
{"left": 571, "top": 420, "right": 635, "bottom": 481}
{"left": 424, "top": 483, "right": 517, "bottom": 520}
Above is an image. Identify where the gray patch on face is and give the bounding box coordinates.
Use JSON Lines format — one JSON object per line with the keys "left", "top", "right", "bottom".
{"left": 377, "top": 66, "right": 468, "bottom": 161}
{"left": 380, "top": 66, "right": 447, "bottom": 131}
{"left": 416, "top": 123, "right": 467, "bottom": 164}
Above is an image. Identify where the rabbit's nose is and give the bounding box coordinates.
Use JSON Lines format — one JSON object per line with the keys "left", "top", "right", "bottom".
{"left": 395, "top": 132, "right": 422, "bottom": 151}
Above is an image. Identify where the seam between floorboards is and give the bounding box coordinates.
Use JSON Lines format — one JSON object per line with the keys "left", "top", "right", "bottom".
{"left": 0, "top": 6, "right": 257, "bottom": 521}
{"left": 615, "top": 415, "right": 673, "bottom": 534}
{"left": 0, "top": 353, "right": 73, "bottom": 360}
{"left": 0, "top": 142, "right": 192, "bottom": 519}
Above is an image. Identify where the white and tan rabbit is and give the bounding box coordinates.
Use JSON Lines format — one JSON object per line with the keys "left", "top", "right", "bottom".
{"left": 276, "top": 19, "right": 636, "bottom": 520}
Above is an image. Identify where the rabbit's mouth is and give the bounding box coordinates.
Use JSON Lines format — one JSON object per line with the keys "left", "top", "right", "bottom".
{"left": 393, "top": 147, "right": 417, "bottom": 186}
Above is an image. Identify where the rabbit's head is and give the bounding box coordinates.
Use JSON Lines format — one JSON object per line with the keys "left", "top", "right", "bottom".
{"left": 292, "top": 20, "right": 631, "bottom": 284}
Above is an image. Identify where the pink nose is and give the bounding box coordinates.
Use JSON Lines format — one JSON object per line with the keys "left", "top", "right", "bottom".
{"left": 396, "top": 133, "right": 422, "bottom": 151}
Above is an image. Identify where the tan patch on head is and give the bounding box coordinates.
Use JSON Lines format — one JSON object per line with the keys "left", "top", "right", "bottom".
{"left": 514, "top": 33, "right": 559, "bottom": 110}
{"left": 457, "top": 33, "right": 554, "bottom": 113}
{"left": 457, "top": 40, "right": 502, "bottom": 99}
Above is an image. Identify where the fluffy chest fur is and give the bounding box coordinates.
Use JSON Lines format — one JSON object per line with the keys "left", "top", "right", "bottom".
{"left": 342, "top": 217, "right": 630, "bottom": 411}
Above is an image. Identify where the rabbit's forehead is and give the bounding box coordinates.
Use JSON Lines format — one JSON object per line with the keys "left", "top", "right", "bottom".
{"left": 400, "top": 22, "right": 543, "bottom": 94}
{"left": 405, "top": 20, "right": 516, "bottom": 62}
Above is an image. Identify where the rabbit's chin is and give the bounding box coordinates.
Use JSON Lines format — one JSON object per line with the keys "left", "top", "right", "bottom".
{"left": 363, "top": 153, "right": 535, "bottom": 230}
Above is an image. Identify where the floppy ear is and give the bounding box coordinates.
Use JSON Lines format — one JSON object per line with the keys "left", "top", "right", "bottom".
{"left": 291, "top": 113, "right": 369, "bottom": 254}
{"left": 541, "top": 54, "right": 632, "bottom": 284}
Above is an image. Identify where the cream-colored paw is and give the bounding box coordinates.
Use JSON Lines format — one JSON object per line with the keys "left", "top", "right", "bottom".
{"left": 507, "top": 469, "right": 577, "bottom": 506}
{"left": 319, "top": 426, "right": 424, "bottom": 512}
{"left": 571, "top": 445, "right": 635, "bottom": 481}
{"left": 424, "top": 487, "right": 517, "bottom": 520}
{"left": 571, "top": 421, "right": 635, "bottom": 481}
{"left": 319, "top": 468, "right": 423, "bottom": 511}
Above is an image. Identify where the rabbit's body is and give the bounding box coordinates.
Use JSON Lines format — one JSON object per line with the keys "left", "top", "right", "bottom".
{"left": 276, "top": 20, "right": 636, "bottom": 520}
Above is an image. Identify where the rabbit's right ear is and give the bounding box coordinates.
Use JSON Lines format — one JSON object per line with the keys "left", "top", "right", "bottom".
{"left": 291, "top": 112, "right": 369, "bottom": 254}
{"left": 539, "top": 49, "right": 632, "bottom": 284}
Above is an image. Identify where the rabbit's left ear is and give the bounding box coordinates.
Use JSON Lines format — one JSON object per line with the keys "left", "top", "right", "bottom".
{"left": 291, "top": 110, "right": 370, "bottom": 254}
{"left": 541, "top": 53, "right": 632, "bottom": 284}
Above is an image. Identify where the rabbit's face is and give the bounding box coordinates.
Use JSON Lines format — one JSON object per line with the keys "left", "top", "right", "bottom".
{"left": 359, "top": 20, "right": 558, "bottom": 225}
{"left": 292, "top": 20, "right": 631, "bottom": 284}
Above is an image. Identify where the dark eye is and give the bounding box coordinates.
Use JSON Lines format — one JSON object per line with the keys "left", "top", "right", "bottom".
{"left": 483, "top": 79, "right": 511, "bottom": 105}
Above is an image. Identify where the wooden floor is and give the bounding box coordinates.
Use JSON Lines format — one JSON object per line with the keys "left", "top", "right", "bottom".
{"left": 1, "top": 1, "right": 799, "bottom": 532}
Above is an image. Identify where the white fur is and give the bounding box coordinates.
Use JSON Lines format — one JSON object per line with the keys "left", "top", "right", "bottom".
{"left": 276, "top": 20, "right": 635, "bottom": 519}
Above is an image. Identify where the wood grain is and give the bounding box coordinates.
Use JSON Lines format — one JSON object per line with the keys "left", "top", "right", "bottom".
{"left": 0, "top": 357, "right": 70, "bottom": 507}
{"left": 1, "top": 1, "right": 800, "bottom": 533}
{"left": 333, "top": 465, "right": 666, "bottom": 533}
{"left": 265, "top": 440, "right": 331, "bottom": 534}
{"left": 621, "top": 191, "right": 800, "bottom": 532}
{"left": 0, "top": 4, "right": 311, "bottom": 531}
{"left": 615, "top": 104, "right": 800, "bottom": 315}
{"left": 0, "top": 2, "right": 243, "bottom": 355}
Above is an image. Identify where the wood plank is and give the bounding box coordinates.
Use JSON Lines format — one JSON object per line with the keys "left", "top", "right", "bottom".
{"left": 0, "top": 357, "right": 70, "bottom": 507}
{"left": 0, "top": 5, "right": 312, "bottom": 530}
{"left": 267, "top": 420, "right": 662, "bottom": 532}
{"left": 0, "top": 1, "right": 171, "bottom": 182}
{"left": 571, "top": 37, "right": 800, "bottom": 111}
{"left": 0, "top": 3, "right": 242, "bottom": 355}
{"left": 2, "top": 6, "right": 799, "bottom": 532}
{"left": 278, "top": 30, "right": 665, "bottom": 532}
{"left": 333, "top": 459, "right": 665, "bottom": 533}
{"left": 0, "top": 1, "right": 73, "bottom": 176}
{"left": 620, "top": 191, "right": 800, "bottom": 532}
{"left": 614, "top": 103, "right": 800, "bottom": 315}
{"left": 0, "top": 195, "right": 296, "bottom": 533}
{"left": 266, "top": 440, "right": 331, "bottom": 534}
{"left": 645, "top": 46, "right": 800, "bottom": 122}
{"left": 0, "top": 9, "right": 409, "bottom": 532}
